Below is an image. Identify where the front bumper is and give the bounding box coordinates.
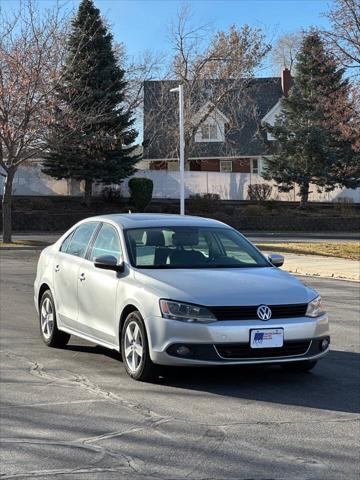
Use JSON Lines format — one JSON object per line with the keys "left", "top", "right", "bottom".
{"left": 146, "top": 313, "right": 330, "bottom": 366}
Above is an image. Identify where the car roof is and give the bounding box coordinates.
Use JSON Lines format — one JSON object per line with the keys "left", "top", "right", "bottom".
{"left": 84, "top": 213, "right": 228, "bottom": 230}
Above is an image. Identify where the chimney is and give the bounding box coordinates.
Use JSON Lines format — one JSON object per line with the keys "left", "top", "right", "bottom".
{"left": 281, "top": 68, "right": 291, "bottom": 97}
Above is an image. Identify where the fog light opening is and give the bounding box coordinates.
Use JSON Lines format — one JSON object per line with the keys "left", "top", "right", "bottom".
{"left": 320, "top": 338, "right": 329, "bottom": 351}
{"left": 176, "top": 345, "right": 191, "bottom": 356}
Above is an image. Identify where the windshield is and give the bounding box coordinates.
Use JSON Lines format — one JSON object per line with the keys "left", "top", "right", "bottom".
{"left": 124, "top": 226, "right": 270, "bottom": 269}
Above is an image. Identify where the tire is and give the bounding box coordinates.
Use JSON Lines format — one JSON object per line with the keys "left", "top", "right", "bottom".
{"left": 39, "top": 290, "right": 70, "bottom": 348}
{"left": 281, "top": 360, "right": 317, "bottom": 373}
{"left": 121, "top": 311, "right": 158, "bottom": 381}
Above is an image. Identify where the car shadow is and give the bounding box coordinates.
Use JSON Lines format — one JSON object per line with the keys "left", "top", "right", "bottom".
{"left": 64, "top": 343, "right": 123, "bottom": 361}
{"left": 158, "top": 349, "right": 360, "bottom": 415}
{"left": 63, "top": 344, "right": 359, "bottom": 415}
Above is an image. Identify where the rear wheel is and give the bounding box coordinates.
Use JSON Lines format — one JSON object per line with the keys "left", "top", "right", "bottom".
{"left": 39, "top": 290, "right": 70, "bottom": 348}
{"left": 121, "top": 311, "right": 158, "bottom": 381}
{"left": 281, "top": 360, "right": 317, "bottom": 372}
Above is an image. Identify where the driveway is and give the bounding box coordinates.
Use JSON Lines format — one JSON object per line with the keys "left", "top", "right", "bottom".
{"left": 0, "top": 250, "right": 359, "bottom": 479}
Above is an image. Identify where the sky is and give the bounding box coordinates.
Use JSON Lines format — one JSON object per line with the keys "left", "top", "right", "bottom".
{"left": 1, "top": 0, "right": 335, "bottom": 138}
{"left": 2, "top": 0, "right": 334, "bottom": 76}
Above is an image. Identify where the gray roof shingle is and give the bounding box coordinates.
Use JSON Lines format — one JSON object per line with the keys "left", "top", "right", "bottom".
{"left": 143, "top": 78, "right": 282, "bottom": 159}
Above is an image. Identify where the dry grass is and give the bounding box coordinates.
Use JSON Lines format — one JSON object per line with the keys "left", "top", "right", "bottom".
{"left": 256, "top": 242, "right": 360, "bottom": 261}
{"left": 0, "top": 240, "right": 49, "bottom": 248}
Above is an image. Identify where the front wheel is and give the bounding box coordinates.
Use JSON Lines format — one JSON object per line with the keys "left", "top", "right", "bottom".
{"left": 281, "top": 360, "right": 317, "bottom": 373}
{"left": 121, "top": 311, "right": 158, "bottom": 381}
{"left": 39, "top": 290, "right": 70, "bottom": 348}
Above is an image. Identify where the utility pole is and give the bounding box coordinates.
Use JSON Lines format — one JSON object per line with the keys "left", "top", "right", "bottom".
{"left": 170, "top": 84, "right": 185, "bottom": 215}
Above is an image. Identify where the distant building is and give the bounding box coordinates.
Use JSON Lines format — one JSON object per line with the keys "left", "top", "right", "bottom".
{"left": 142, "top": 69, "right": 292, "bottom": 175}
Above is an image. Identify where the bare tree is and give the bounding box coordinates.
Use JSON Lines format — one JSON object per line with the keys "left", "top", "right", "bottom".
{"left": 116, "top": 44, "right": 165, "bottom": 121}
{"left": 0, "top": 0, "right": 143, "bottom": 240}
{"left": 271, "top": 32, "right": 303, "bottom": 75}
{"left": 322, "top": 0, "right": 360, "bottom": 72}
{"left": 325, "top": 80, "right": 360, "bottom": 152}
{"left": 0, "top": 1, "right": 70, "bottom": 242}
{"left": 321, "top": 0, "right": 360, "bottom": 149}
{"left": 145, "top": 6, "right": 271, "bottom": 166}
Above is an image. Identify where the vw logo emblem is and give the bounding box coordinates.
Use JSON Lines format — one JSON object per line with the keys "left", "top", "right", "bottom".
{"left": 257, "top": 305, "right": 272, "bottom": 320}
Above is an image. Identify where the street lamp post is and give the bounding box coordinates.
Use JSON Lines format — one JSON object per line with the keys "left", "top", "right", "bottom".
{"left": 170, "top": 84, "right": 185, "bottom": 215}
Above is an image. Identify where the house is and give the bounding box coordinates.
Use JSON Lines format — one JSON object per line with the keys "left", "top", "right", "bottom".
{"left": 142, "top": 69, "right": 291, "bottom": 174}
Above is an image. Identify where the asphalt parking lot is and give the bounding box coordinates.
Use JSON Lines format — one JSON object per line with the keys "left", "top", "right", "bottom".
{"left": 0, "top": 250, "right": 359, "bottom": 480}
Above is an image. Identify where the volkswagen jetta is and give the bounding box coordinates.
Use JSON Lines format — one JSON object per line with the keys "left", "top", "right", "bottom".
{"left": 34, "top": 214, "right": 330, "bottom": 381}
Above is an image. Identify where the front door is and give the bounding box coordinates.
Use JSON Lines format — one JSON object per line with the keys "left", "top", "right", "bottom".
{"left": 77, "top": 223, "right": 123, "bottom": 347}
{"left": 53, "top": 222, "right": 99, "bottom": 331}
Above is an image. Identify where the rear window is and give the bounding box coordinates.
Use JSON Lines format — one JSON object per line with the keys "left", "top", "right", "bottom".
{"left": 62, "top": 223, "right": 98, "bottom": 258}
{"left": 59, "top": 232, "right": 74, "bottom": 252}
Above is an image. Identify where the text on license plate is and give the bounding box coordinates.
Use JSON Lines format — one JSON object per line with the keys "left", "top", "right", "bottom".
{"left": 250, "top": 328, "right": 284, "bottom": 348}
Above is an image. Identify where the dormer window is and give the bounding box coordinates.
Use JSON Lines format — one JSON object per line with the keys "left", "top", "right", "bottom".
{"left": 261, "top": 100, "right": 282, "bottom": 141}
{"left": 193, "top": 102, "right": 229, "bottom": 143}
{"left": 201, "top": 123, "right": 218, "bottom": 141}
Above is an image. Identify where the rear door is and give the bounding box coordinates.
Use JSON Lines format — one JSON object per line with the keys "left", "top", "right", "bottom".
{"left": 76, "top": 223, "right": 123, "bottom": 347}
{"left": 53, "top": 222, "right": 99, "bottom": 331}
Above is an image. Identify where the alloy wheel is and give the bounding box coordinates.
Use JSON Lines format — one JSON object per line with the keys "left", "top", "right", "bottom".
{"left": 124, "top": 320, "right": 144, "bottom": 372}
{"left": 41, "top": 297, "right": 54, "bottom": 340}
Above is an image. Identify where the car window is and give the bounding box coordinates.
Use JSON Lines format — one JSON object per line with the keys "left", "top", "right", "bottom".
{"left": 59, "top": 231, "right": 74, "bottom": 252}
{"left": 183, "top": 232, "right": 210, "bottom": 258}
{"left": 128, "top": 228, "right": 211, "bottom": 266}
{"left": 90, "top": 223, "right": 122, "bottom": 263}
{"left": 216, "top": 230, "right": 259, "bottom": 265}
{"left": 66, "top": 223, "right": 98, "bottom": 258}
{"left": 125, "top": 227, "right": 269, "bottom": 269}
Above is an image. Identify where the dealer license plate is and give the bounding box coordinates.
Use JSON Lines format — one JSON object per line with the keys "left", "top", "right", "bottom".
{"left": 250, "top": 328, "right": 284, "bottom": 348}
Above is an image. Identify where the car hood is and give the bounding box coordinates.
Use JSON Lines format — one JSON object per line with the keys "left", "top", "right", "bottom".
{"left": 134, "top": 267, "right": 316, "bottom": 306}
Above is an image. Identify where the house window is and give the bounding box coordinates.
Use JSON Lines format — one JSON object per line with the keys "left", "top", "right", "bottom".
{"left": 220, "top": 160, "right": 232, "bottom": 173}
{"left": 251, "top": 158, "right": 259, "bottom": 174}
{"left": 167, "top": 161, "right": 179, "bottom": 171}
{"left": 201, "top": 123, "right": 218, "bottom": 141}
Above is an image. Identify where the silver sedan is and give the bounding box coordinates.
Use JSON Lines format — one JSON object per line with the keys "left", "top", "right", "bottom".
{"left": 34, "top": 214, "right": 330, "bottom": 381}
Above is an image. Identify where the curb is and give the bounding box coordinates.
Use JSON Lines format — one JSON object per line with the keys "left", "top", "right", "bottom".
{"left": 293, "top": 272, "right": 359, "bottom": 283}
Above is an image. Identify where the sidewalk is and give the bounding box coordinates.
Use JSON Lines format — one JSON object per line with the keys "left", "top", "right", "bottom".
{"left": 275, "top": 252, "right": 359, "bottom": 282}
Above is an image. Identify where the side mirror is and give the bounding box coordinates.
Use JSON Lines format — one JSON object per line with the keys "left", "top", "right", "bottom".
{"left": 94, "top": 255, "right": 124, "bottom": 273}
{"left": 268, "top": 253, "right": 284, "bottom": 268}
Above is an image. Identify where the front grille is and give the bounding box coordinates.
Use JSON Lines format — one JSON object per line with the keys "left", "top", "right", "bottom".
{"left": 215, "top": 340, "right": 311, "bottom": 359}
{"left": 209, "top": 304, "right": 307, "bottom": 321}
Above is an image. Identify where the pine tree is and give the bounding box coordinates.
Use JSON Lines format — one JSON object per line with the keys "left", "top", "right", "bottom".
{"left": 263, "top": 31, "right": 359, "bottom": 207}
{"left": 43, "top": 0, "right": 140, "bottom": 203}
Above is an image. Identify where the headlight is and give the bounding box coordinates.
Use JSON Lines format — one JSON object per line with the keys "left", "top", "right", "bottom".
{"left": 306, "top": 296, "right": 325, "bottom": 317}
{"left": 159, "top": 299, "right": 217, "bottom": 323}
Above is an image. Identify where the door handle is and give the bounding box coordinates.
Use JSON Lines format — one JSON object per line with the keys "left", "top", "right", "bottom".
{"left": 55, "top": 265, "right": 60, "bottom": 273}
{"left": 79, "top": 272, "right": 86, "bottom": 282}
